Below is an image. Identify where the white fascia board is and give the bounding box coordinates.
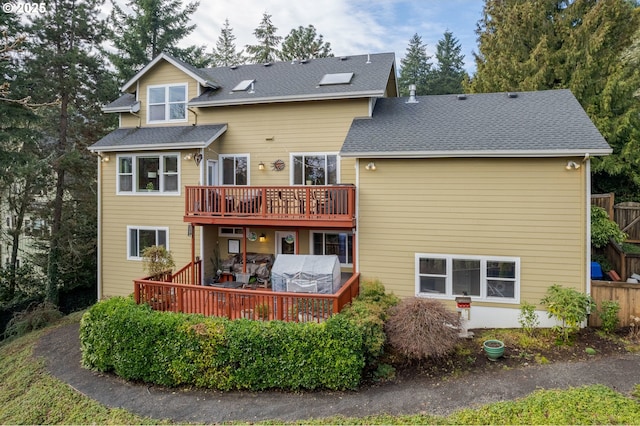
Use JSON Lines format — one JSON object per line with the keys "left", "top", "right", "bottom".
{"left": 188, "top": 90, "right": 385, "bottom": 107}
{"left": 340, "top": 148, "right": 613, "bottom": 158}
{"left": 121, "top": 53, "right": 217, "bottom": 92}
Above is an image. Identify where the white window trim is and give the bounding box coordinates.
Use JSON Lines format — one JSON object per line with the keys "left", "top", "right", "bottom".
{"left": 126, "top": 226, "right": 170, "bottom": 260}
{"left": 220, "top": 153, "right": 250, "bottom": 185}
{"left": 290, "top": 152, "right": 340, "bottom": 185}
{"left": 415, "top": 253, "right": 520, "bottom": 304}
{"left": 116, "top": 153, "right": 181, "bottom": 195}
{"left": 146, "top": 83, "right": 188, "bottom": 124}
{"left": 218, "top": 227, "right": 245, "bottom": 237}
{"left": 310, "top": 230, "right": 353, "bottom": 267}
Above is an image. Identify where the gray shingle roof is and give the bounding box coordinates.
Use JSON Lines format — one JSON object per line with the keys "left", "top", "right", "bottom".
{"left": 88, "top": 124, "right": 227, "bottom": 152}
{"left": 102, "top": 93, "right": 137, "bottom": 112}
{"left": 341, "top": 89, "right": 611, "bottom": 157}
{"left": 189, "top": 53, "right": 397, "bottom": 106}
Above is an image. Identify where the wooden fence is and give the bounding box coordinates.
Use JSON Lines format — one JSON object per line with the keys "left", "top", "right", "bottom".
{"left": 590, "top": 280, "right": 640, "bottom": 327}
{"left": 615, "top": 202, "right": 640, "bottom": 243}
{"left": 591, "top": 193, "right": 615, "bottom": 219}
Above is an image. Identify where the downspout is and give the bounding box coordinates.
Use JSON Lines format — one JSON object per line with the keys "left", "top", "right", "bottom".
{"left": 585, "top": 153, "right": 591, "bottom": 298}
{"left": 96, "top": 155, "right": 102, "bottom": 300}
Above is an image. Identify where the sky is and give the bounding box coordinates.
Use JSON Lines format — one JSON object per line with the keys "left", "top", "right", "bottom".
{"left": 129, "top": 0, "right": 486, "bottom": 74}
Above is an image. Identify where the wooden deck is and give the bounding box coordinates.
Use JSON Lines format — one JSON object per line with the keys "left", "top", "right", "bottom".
{"left": 184, "top": 185, "right": 356, "bottom": 228}
{"left": 134, "top": 271, "right": 360, "bottom": 323}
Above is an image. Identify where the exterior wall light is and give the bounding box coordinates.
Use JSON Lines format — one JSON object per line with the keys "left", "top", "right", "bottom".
{"left": 258, "top": 162, "right": 266, "bottom": 171}
{"left": 565, "top": 161, "right": 581, "bottom": 170}
{"left": 365, "top": 161, "right": 376, "bottom": 171}
{"left": 259, "top": 233, "right": 267, "bottom": 243}
{"left": 100, "top": 155, "right": 110, "bottom": 163}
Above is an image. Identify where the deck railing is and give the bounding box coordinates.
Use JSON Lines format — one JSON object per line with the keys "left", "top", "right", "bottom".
{"left": 184, "top": 185, "right": 355, "bottom": 223}
{"left": 133, "top": 272, "right": 360, "bottom": 323}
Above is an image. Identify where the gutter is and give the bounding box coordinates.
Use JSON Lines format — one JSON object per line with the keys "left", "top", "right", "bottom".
{"left": 188, "top": 90, "right": 385, "bottom": 107}
{"left": 340, "top": 149, "right": 613, "bottom": 158}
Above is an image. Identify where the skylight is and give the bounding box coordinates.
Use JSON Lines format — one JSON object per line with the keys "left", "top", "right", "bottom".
{"left": 231, "top": 79, "right": 255, "bottom": 92}
{"left": 318, "top": 72, "right": 354, "bottom": 86}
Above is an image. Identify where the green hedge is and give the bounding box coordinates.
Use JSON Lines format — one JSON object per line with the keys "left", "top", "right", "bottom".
{"left": 80, "top": 297, "right": 368, "bottom": 390}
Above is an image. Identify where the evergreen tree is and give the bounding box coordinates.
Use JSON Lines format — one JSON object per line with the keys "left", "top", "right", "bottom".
{"left": 398, "top": 33, "right": 432, "bottom": 96}
{"left": 20, "top": 0, "right": 118, "bottom": 304}
{"left": 469, "top": 0, "right": 640, "bottom": 200}
{"left": 280, "top": 25, "right": 333, "bottom": 61}
{"left": 211, "top": 18, "right": 245, "bottom": 67}
{"left": 428, "top": 31, "right": 468, "bottom": 95}
{"left": 245, "top": 12, "right": 282, "bottom": 64}
{"left": 108, "top": 0, "right": 210, "bottom": 81}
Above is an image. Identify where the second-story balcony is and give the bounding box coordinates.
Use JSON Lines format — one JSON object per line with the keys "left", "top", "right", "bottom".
{"left": 184, "top": 185, "right": 356, "bottom": 228}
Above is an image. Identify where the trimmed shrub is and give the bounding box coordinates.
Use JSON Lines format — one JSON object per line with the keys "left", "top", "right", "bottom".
{"left": 80, "top": 297, "right": 365, "bottom": 391}
{"left": 339, "top": 279, "right": 399, "bottom": 363}
{"left": 385, "top": 297, "right": 461, "bottom": 360}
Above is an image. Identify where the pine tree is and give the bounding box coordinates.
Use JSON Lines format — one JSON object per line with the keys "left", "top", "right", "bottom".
{"left": 245, "top": 12, "right": 282, "bottom": 64}
{"left": 398, "top": 33, "right": 432, "bottom": 96}
{"left": 211, "top": 18, "right": 245, "bottom": 67}
{"left": 428, "top": 31, "right": 468, "bottom": 95}
{"left": 108, "top": 0, "right": 210, "bottom": 81}
{"left": 20, "top": 0, "right": 118, "bottom": 304}
{"left": 469, "top": 0, "right": 640, "bottom": 199}
{"left": 280, "top": 25, "right": 333, "bottom": 61}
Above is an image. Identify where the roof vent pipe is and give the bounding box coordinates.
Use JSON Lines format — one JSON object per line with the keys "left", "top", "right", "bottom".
{"left": 366, "top": 54, "right": 371, "bottom": 64}
{"left": 406, "top": 84, "right": 418, "bottom": 103}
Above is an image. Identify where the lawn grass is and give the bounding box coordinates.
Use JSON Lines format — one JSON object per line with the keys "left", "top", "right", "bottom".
{"left": 1, "top": 313, "right": 639, "bottom": 425}
{"left": 0, "top": 312, "right": 169, "bottom": 425}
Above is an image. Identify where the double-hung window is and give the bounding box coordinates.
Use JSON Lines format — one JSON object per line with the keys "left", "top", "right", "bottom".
{"left": 415, "top": 253, "right": 519, "bottom": 303}
{"left": 311, "top": 231, "right": 353, "bottom": 265}
{"left": 292, "top": 153, "right": 338, "bottom": 185}
{"left": 117, "top": 153, "right": 180, "bottom": 194}
{"left": 127, "top": 226, "right": 168, "bottom": 260}
{"left": 221, "top": 154, "right": 248, "bottom": 185}
{"left": 148, "top": 84, "right": 187, "bottom": 123}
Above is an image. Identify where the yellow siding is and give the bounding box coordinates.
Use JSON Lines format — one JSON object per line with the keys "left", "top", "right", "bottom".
{"left": 99, "top": 151, "right": 202, "bottom": 297}
{"left": 99, "top": 60, "right": 369, "bottom": 296}
{"left": 198, "top": 100, "right": 364, "bottom": 186}
{"left": 357, "top": 157, "right": 588, "bottom": 307}
{"left": 137, "top": 60, "right": 199, "bottom": 126}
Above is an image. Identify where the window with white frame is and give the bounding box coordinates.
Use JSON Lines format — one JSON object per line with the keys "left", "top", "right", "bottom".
{"left": 117, "top": 153, "right": 180, "bottom": 194}
{"left": 292, "top": 153, "right": 338, "bottom": 185}
{"left": 127, "top": 226, "right": 168, "bottom": 259}
{"left": 147, "top": 84, "right": 187, "bottom": 123}
{"left": 415, "top": 254, "right": 519, "bottom": 302}
{"left": 221, "top": 154, "right": 248, "bottom": 185}
{"left": 311, "top": 231, "right": 353, "bottom": 265}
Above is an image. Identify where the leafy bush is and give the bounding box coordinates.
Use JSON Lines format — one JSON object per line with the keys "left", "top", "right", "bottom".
{"left": 385, "top": 297, "right": 460, "bottom": 360}
{"left": 591, "top": 206, "right": 626, "bottom": 248}
{"left": 80, "top": 297, "right": 366, "bottom": 391}
{"left": 3, "top": 301, "right": 63, "bottom": 340}
{"left": 540, "top": 284, "right": 595, "bottom": 342}
{"left": 597, "top": 300, "right": 620, "bottom": 334}
{"left": 339, "top": 279, "right": 398, "bottom": 364}
{"left": 518, "top": 301, "right": 540, "bottom": 335}
{"left": 141, "top": 245, "right": 175, "bottom": 279}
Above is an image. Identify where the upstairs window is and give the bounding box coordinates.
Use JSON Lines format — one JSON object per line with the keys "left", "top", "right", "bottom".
{"left": 148, "top": 84, "right": 187, "bottom": 123}
{"left": 292, "top": 153, "right": 338, "bottom": 185}
{"left": 221, "top": 155, "right": 248, "bottom": 185}
{"left": 117, "top": 153, "right": 180, "bottom": 194}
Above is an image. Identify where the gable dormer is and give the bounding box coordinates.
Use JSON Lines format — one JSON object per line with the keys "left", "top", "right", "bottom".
{"left": 102, "top": 53, "right": 219, "bottom": 127}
